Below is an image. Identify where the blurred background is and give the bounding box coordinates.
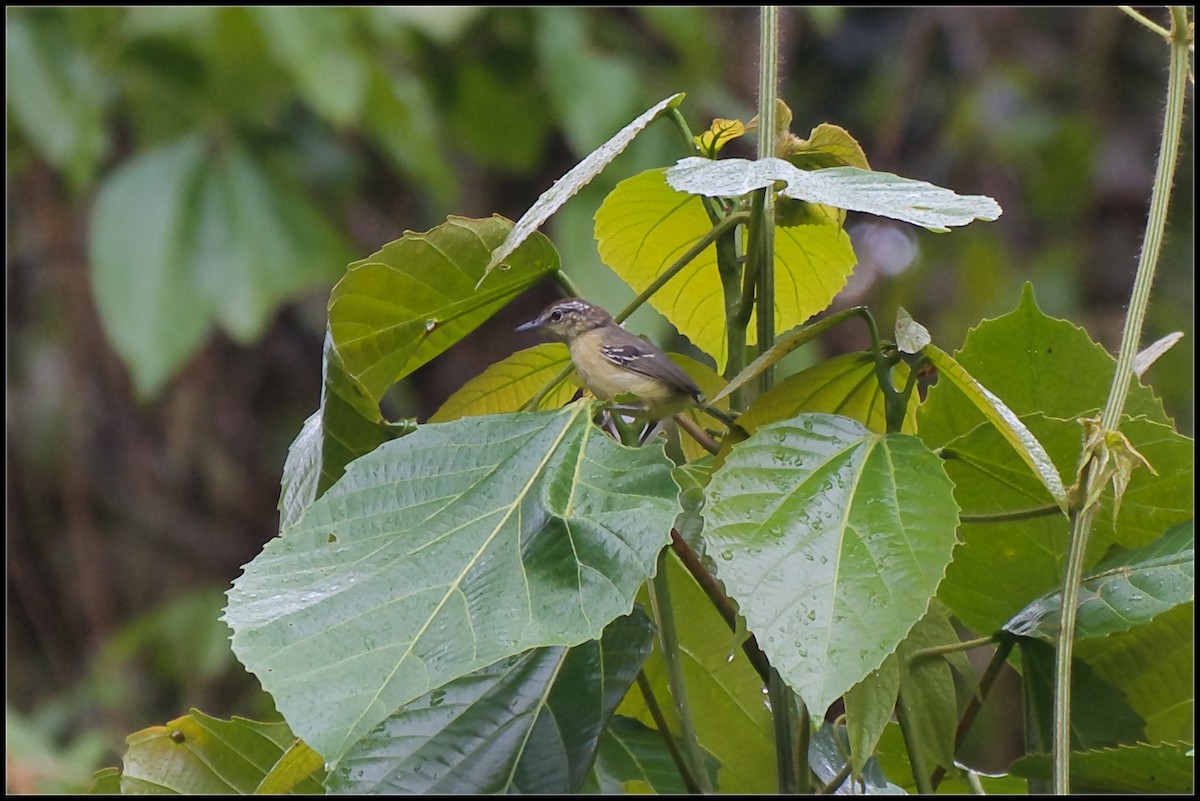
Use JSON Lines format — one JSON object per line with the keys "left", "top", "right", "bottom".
{"left": 6, "top": 7, "right": 1192, "bottom": 791}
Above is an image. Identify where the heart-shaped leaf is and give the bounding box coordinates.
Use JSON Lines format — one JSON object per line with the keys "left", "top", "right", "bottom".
{"left": 702, "top": 414, "right": 959, "bottom": 718}
{"left": 227, "top": 402, "right": 679, "bottom": 763}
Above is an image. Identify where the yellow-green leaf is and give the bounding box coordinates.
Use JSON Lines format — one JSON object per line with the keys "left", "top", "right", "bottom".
{"left": 595, "top": 168, "right": 855, "bottom": 370}
{"left": 430, "top": 343, "right": 577, "bottom": 422}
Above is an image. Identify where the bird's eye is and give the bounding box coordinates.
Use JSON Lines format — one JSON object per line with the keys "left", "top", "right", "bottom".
{"left": 550, "top": 310, "right": 563, "bottom": 321}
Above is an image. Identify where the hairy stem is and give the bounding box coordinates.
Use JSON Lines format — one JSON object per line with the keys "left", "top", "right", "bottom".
{"left": 1052, "top": 7, "right": 1190, "bottom": 793}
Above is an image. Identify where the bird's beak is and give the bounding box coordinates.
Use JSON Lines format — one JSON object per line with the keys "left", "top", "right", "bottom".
{"left": 515, "top": 318, "right": 542, "bottom": 333}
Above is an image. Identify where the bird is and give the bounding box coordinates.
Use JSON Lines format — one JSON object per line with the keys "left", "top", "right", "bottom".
{"left": 515, "top": 298, "right": 735, "bottom": 427}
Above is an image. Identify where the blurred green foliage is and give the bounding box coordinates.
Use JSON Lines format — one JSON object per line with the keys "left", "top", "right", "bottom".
{"left": 5, "top": 6, "right": 1190, "bottom": 792}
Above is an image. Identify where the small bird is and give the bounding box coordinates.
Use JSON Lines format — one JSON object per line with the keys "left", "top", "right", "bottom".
{"left": 516, "top": 298, "right": 734, "bottom": 426}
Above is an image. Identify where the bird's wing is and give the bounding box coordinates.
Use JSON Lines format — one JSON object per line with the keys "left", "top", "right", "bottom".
{"left": 599, "top": 331, "right": 702, "bottom": 399}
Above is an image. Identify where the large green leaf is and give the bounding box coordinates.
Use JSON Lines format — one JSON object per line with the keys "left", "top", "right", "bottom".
{"left": 1004, "top": 520, "right": 1193, "bottom": 641}
{"left": 938, "top": 414, "right": 1193, "bottom": 634}
{"left": 114, "top": 710, "right": 324, "bottom": 794}
{"left": 6, "top": 10, "right": 109, "bottom": 189}
{"left": 226, "top": 402, "right": 679, "bottom": 764}
{"left": 89, "top": 136, "right": 349, "bottom": 397}
{"left": 918, "top": 283, "right": 1173, "bottom": 450}
{"left": 430, "top": 343, "right": 577, "bottom": 422}
{"left": 327, "top": 216, "right": 559, "bottom": 405}
{"left": 329, "top": 611, "right": 654, "bottom": 794}
{"left": 702, "top": 414, "right": 960, "bottom": 718}
{"left": 1010, "top": 741, "right": 1193, "bottom": 795}
{"left": 594, "top": 168, "right": 855, "bottom": 370}
{"left": 617, "top": 552, "right": 775, "bottom": 793}
{"left": 1075, "top": 603, "right": 1194, "bottom": 744}
{"left": 666, "top": 156, "right": 1002, "bottom": 232}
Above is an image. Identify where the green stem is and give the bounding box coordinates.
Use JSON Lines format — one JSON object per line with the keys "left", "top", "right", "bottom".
{"left": 636, "top": 670, "right": 703, "bottom": 794}
{"left": 1118, "top": 5, "right": 1172, "bottom": 39}
{"left": 957, "top": 505, "right": 1063, "bottom": 524}
{"left": 1052, "top": 7, "right": 1189, "bottom": 793}
{"left": 754, "top": 7, "right": 780, "bottom": 396}
{"left": 668, "top": 531, "right": 773, "bottom": 684}
{"left": 648, "top": 548, "right": 713, "bottom": 793}
{"left": 908, "top": 635, "right": 997, "bottom": 662}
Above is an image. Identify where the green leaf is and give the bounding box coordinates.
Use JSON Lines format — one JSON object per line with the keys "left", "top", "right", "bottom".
{"left": 226, "top": 402, "right": 679, "bottom": 764}
{"left": 1075, "top": 603, "right": 1194, "bottom": 744}
{"left": 328, "top": 216, "right": 559, "bottom": 406}
{"left": 251, "top": 7, "right": 369, "bottom": 127}
{"left": 896, "top": 605, "right": 961, "bottom": 774}
{"left": 89, "top": 135, "right": 211, "bottom": 397}
{"left": 255, "top": 740, "right": 325, "bottom": 794}
{"left": 733, "top": 352, "right": 917, "bottom": 437}
{"left": 594, "top": 169, "right": 855, "bottom": 370}
{"left": 483, "top": 93, "right": 684, "bottom": 280}
{"left": 924, "top": 344, "right": 1068, "bottom": 511}
{"left": 666, "top": 157, "right": 1002, "bottom": 232}
{"left": 87, "top": 768, "right": 122, "bottom": 794}
{"left": 873, "top": 721, "right": 1029, "bottom": 794}
{"left": 938, "top": 414, "right": 1193, "bottom": 635}
{"left": 584, "top": 716, "right": 720, "bottom": 795}
{"left": 617, "top": 552, "right": 775, "bottom": 793}
{"left": 1004, "top": 520, "right": 1193, "bottom": 640}
{"left": 329, "top": 610, "right": 654, "bottom": 793}
{"left": 6, "top": 10, "right": 109, "bottom": 188}
{"left": 1019, "top": 637, "right": 1145, "bottom": 753}
{"left": 89, "top": 136, "right": 349, "bottom": 397}
{"left": 278, "top": 333, "right": 411, "bottom": 531}
{"left": 781, "top": 123, "right": 871, "bottom": 170}
{"left": 844, "top": 653, "right": 899, "bottom": 778}
{"left": 430, "top": 343, "right": 577, "bottom": 422}
{"left": 192, "top": 144, "right": 347, "bottom": 342}
{"left": 116, "top": 710, "right": 324, "bottom": 794}
{"left": 1010, "top": 741, "right": 1193, "bottom": 795}
{"left": 702, "top": 414, "right": 960, "bottom": 718}
{"left": 894, "top": 307, "right": 930, "bottom": 354}
{"left": 918, "top": 283, "right": 1173, "bottom": 450}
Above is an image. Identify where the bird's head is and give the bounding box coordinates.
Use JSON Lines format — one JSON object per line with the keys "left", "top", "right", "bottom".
{"left": 515, "top": 298, "right": 613, "bottom": 341}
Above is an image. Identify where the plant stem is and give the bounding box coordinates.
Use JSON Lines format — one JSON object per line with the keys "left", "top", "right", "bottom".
{"left": 754, "top": 6, "right": 780, "bottom": 396}
{"left": 1051, "top": 7, "right": 1190, "bottom": 793}
{"left": 636, "top": 670, "right": 703, "bottom": 794}
{"left": 908, "top": 635, "right": 997, "bottom": 662}
{"left": 667, "top": 532, "right": 773, "bottom": 684}
{"left": 648, "top": 548, "right": 714, "bottom": 793}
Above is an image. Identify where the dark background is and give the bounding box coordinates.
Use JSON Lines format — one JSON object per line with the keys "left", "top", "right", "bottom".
{"left": 6, "top": 7, "right": 1192, "bottom": 791}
